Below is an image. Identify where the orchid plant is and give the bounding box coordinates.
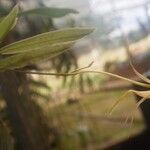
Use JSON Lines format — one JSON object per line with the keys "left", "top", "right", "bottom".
{"left": 23, "top": 61, "right": 150, "bottom": 111}
{"left": 1, "top": 5, "right": 150, "bottom": 119}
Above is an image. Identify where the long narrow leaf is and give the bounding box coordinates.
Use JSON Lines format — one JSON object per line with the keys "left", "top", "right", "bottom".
{"left": 0, "top": 5, "right": 18, "bottom": 41}
{"left": 0, "top": 41, "right": 75, "bottom": 70}
{"left": 0, "top": 28, "right": 94, "bottom": 54}
{"left": 20, "top": 7, "right": 78, "bottom": 18}
{"left": 130, "top": 62, "right": 150, "bottom": 84}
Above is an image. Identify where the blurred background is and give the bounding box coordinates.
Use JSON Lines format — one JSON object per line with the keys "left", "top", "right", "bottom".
{"left": 0, "top": 0, "right": 150, "bottom": 150}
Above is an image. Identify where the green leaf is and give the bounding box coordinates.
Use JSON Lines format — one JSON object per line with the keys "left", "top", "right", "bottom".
{"left": 20, "top": 7, "right": 78, "bottom": 18}
{"left": 0, "top": 28, "right": 94, "bottom": 55}
{"left": 0, "top": 5, "right": 18, "bottom": 41}
{"left": 0, "top": 17, "right": 4, "bottom": 23}
{"left": 0, "top": 41, "right": 75, "bottom": 70}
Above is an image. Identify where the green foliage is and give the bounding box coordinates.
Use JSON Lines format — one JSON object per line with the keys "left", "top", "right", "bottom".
{"left": 0, "top": 41, "right": 75, "bottom": 70}
{"left": 0, "top": 5, "right": 93, "bottom": 71}
{"left": 0, "top": 3, "right": 93, "bottom": 150}
{"left": 0, "top": 17, "right": 4, "bottom": 23}
{"left": 20, "top": 7, "right": 78, "bottom": 18}
{"left": 0, "top": 5, "right": 18, "bottom": 41}
{"left": 0, "top": 28, "right": 93, "bottom": 70}
{"left": 0, "top": 28, "right": 94, "bottom": 55}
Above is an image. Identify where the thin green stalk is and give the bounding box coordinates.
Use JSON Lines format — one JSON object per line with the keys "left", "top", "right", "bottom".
{"left": 17, "top": 70, "right": 150, "bottom": 88}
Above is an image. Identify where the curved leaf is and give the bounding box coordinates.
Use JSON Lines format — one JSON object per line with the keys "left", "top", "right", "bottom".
{"left": 0, "top": 28, "right": 94, "bottom": 55}
{"left": 0, "top": 5, "right": 18, "bottom": 41}
{"left": 131, "top": 90, "right": 150, "bottom": 98}
{"left": 0, "top": 41, "right": 75, "bottom": 70}
{"left": 20, "top": 7, "right": 78, "bottom": 18}
{"left": 130, "top": 62, "right": 150, "bottom": 84}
